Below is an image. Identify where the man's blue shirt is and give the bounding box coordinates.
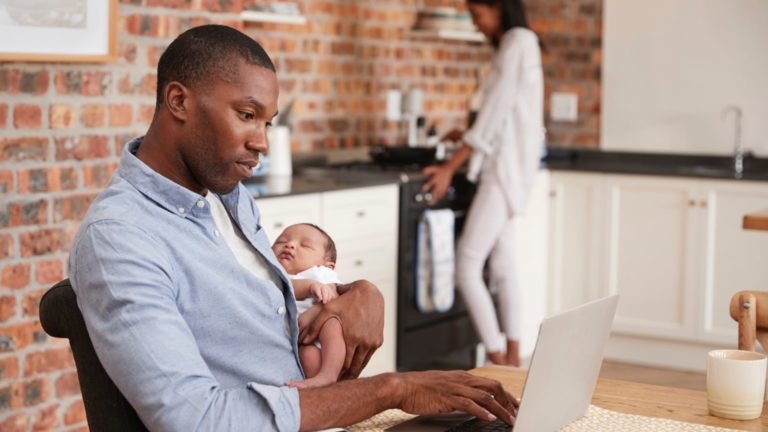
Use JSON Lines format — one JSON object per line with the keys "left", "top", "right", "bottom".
{"left": 69, "top": 137, "right": 303, "bottom": 431}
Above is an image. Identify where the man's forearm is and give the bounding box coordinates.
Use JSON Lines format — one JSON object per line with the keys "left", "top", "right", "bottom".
{"left": 298, "top": 373, "right": 399, "bottom": 430}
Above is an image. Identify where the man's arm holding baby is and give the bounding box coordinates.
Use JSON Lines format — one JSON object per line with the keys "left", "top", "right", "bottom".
{"left": 299, "top": 280, "right": 384, "bottom": 378}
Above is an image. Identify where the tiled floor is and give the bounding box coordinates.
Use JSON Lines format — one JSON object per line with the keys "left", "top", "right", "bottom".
{"left": 599, "top": 361, "right": 706, "bottom": 391}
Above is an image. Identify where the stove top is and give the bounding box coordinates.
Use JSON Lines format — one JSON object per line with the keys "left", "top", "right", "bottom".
{"left": 330, "top": 159, "right": 430, "bottom": 172}
{"left": 322, "top": 160, "right": 433, "bottom": 184}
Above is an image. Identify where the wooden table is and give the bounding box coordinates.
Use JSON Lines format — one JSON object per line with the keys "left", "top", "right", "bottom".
{"left": 743, "top": 209, "right": 768, "bottom": 231}
{"left": 471, "top": 365, "right": 768, "bottom": 431}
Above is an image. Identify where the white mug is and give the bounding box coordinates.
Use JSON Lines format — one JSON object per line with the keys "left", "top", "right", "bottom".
{"left": 707, "top": 349, "right": 767, "bottom": 420}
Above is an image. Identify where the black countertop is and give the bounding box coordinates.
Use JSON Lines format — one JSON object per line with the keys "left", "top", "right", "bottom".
{"left": 242, "top": 168, "right": 401, "bottom": 199}
{"left": 243, "top": 147, "right": 768, "bottom": 200}
{"left": 543, "top": 148, "right": 768, "bottom": 182}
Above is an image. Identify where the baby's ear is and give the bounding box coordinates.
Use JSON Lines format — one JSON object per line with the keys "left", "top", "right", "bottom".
{"left": 325, "top": 261, "right": 336, "bottom": 270}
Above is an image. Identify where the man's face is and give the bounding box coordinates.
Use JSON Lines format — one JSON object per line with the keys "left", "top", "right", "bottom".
{"left": 272, "top": 224, "right": 333, "bottom": 275}
{"left": 182, "top": 59, "right": 279, "bottom": 195}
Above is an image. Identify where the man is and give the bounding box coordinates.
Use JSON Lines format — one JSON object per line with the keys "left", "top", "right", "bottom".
{"left": 69, "top": 24, "right": 518, "bottom": 431}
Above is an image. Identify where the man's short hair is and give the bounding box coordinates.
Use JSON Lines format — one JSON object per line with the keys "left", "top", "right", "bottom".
{"left": 155, "top": 24, "right": 276, "bottom": 105}
{"left": 303, "top": 223, "right": 337, "bottom": 264}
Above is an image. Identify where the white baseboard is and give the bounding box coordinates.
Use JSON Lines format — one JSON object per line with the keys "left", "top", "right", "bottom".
{"left": 604, "top": 334, "right": 734, "bottom": 373}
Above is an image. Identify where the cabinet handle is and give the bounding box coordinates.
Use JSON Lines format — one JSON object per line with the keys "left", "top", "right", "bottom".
{"left": 356, "top": 210, "right": 366, "bottom": 218}
{"left": 354, "top": 259, "right": 363, "bottom": 267}
{"left": 688, "top": 199, "right": 696, "bottom": 207}
{"left": 699, "top": 200, "right": 708, "bottom": 208}
{"left": 274, "top": 222, "right": 284, "bottom": 228}
{"left": 549, "top": 190, "right": 557, "bottom": 198}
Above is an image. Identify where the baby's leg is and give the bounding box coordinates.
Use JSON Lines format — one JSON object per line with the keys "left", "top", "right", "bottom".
{"left": 287, "top": 318, "right": 345, "bottom": 389}
{"left": 297, "top": 345, "right": 321, "bottom": 378}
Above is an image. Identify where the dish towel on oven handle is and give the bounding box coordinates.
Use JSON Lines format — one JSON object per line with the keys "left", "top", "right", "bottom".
{"left": 416, "top": 209, "right": 455, "bottom": 313}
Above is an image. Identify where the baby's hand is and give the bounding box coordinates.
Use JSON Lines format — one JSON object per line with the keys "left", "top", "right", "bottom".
{"left": 309, "top": 281, "right": 339, "bottom": 304}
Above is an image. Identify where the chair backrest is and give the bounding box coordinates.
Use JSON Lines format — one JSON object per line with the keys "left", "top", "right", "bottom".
{"left": 39, "top": 279, "right": 149, "bottom": 432}
{"left": 729, "top": 290, "right": 768, "bottom": 353}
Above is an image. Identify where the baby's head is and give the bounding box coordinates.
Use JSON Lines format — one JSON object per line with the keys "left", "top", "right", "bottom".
{"left": 272, "top": 223, "right": 337, "bottom": 275}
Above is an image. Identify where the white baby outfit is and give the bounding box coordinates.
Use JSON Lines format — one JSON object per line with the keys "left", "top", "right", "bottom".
{"left": 291, "top": 265, "right": 341, "bottom": 314}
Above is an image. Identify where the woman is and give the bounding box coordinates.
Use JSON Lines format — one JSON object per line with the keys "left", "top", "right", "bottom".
{"left": 422, "top": 0, "right": 544, "bottom": 366}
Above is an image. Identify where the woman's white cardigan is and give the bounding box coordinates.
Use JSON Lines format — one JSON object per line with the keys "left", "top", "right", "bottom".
{"left": 463, "top": 27, "right": 545, "bottom": 216}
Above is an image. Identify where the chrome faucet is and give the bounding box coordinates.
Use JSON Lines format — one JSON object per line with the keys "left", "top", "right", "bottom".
{"left": 722, "top": 105, "right": 744, "bottom": 178}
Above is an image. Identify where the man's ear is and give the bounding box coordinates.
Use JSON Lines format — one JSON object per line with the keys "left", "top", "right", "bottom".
{"left": 164, "top": 81, "right": 191, "bottom": 122}
{"left": 325, "top": 261, "right": 336, "bottom": 270}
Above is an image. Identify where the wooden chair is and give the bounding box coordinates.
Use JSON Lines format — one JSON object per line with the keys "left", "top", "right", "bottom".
{"left": 729, "top": 291, "right": 768, "bottom": 352}
{"left": 39, "top": 279, "right": 149, "bottom": 431}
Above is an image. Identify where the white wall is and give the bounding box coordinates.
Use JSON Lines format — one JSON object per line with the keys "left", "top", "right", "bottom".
{"left": 602, "top": 0, "right": 768, "bottom": 156}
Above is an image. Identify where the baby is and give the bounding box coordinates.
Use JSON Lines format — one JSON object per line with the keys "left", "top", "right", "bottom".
{"left": 272, "top": 223, "right": 346, "bottom": 389}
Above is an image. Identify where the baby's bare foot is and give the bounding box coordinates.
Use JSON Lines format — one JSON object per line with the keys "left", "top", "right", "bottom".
{"left": 286, "top": 374, "right": 337, "bottom": 389}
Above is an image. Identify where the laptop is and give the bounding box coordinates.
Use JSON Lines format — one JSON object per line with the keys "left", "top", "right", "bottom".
{"left": 387, "top": 295, "right": 619, "bottom": 431}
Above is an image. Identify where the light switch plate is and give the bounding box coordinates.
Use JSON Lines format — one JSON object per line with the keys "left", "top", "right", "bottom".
{"left": 550, "top": 92, "right": 578, "bottom": 122}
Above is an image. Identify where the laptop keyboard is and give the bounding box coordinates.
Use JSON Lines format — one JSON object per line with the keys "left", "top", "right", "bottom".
{"left": 446, "top": 418, "right": 513, "bottom": 432}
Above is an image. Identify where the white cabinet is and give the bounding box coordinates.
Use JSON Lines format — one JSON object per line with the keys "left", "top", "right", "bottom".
{"left": 548, "top": 171, "right": 768, "bottom": 371}
{"left": 547, "top": 172, "right": 606, "bottom": 314}
{"left": 320, "top": 185, "right": 399, "bottom": 377}
{"left": 697, "top": 180, "right": 768, "bottom": 344}
{"left": 255, "top": 184, "right": 400, "bottom": 376}
{"left": 601, "top": 175, "right": 700, "bottom": 341}
{"left": 255, "top": 193, "right": 322, "bottom": 241}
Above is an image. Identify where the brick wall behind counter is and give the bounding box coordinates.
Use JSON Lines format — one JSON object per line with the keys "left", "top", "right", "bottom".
{"left": 0, "top": 0, "right": 601, "bottom": 429}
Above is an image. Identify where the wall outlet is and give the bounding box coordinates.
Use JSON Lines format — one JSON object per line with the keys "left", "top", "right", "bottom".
{"left": 550, "top": 92, "right": 578, "bottom": 122}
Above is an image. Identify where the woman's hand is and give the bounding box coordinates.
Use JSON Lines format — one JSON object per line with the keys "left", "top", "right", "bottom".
{"left": 299, "top": 280, "right": 384, "bottom": 379}
{"left": 441, "top": 128, "right": 464, "bottom": 143}
{"left": 421, "top": 164, "right": 454, "bottom": 205}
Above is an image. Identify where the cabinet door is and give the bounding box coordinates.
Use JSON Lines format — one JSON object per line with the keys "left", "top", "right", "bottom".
{"left": 320, "top": 184, "right": 399, "bottom": 243}
{"left": 321, "top": 184, "right": 399, "bottom": 375}
{"left": 697, "top": 179, "right": 768, "bottom": 344}
{"left": 548, "top": 172, "right": 605, "bottom": 315}
{"left": 358, "top": 278, "right": 397, "bottom": 377}
{"left": 602, "top": 175, "right": 699, "bottom": 340}
{"left": 255, "top": 194, "right": 322, "bottom": 242}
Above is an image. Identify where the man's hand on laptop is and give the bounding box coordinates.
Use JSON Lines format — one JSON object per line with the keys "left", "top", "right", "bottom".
{"left": 394, "top": 370, "right": 519, "bottom": 426}
{"left": 299, "top": 280, "right": 385, "bottom": 379}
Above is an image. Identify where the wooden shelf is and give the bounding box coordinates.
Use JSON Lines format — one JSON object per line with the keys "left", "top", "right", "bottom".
{"left": 410, "top": 28, "right": 485, "bottom": 43}
{"left": 240, "top": 10, "right": 307, "bottom": 25}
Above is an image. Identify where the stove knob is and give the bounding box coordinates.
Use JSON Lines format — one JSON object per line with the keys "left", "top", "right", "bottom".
{"left": 424, "top": 192, "right": 433, "bottom": 202}
{"left": 414, "top": 193, "right": 424, "bottom": 203}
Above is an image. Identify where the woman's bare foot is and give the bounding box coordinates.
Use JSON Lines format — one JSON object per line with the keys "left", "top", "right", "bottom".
{"left": 487, "top": 351, "right": 507, "bottom": 365}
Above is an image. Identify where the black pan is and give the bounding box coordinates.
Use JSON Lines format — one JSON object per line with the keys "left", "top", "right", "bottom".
{"left": 369, "top": 144, "right": 436, "bottom": 165}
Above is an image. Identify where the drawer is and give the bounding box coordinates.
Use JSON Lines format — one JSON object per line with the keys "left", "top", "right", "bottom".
{"left": 255, "top": 194, "right": 321, "bottom": 241}
{"left": 321, "top": 185, "right": 398, "bottom": 241}
{"left": 334, "top": 235, "right": 396, "bottom": 285}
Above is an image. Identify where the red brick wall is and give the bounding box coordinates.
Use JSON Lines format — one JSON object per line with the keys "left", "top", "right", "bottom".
{"left": 0, "top": 0, "right": 601, "bottom": 429}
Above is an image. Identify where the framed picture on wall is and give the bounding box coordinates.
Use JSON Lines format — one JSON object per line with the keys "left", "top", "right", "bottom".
{"left": 0, "top": 0, "right": 118, "bottom": 63}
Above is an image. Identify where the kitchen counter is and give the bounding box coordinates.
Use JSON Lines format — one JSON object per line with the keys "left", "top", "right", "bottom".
{"left": 242, "top": 169, "right": 401, "bottom": 199}
{"left": 246, "top": 146, "right": 768, "bottom": 199}
{"left": 544, "top": 148, "right": 768, "bottom": 181}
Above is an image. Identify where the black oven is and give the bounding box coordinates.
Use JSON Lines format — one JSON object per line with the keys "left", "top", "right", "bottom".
{"left": 395, "top": 173, "right": 480, "bottom": 371}
{"left": 320, "top": 159, "right": 484, "bottom": 371}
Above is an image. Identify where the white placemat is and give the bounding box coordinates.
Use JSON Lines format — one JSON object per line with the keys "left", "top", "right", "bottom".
{"left": 347, "top": 405, "right": 743, "bottom": 432}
